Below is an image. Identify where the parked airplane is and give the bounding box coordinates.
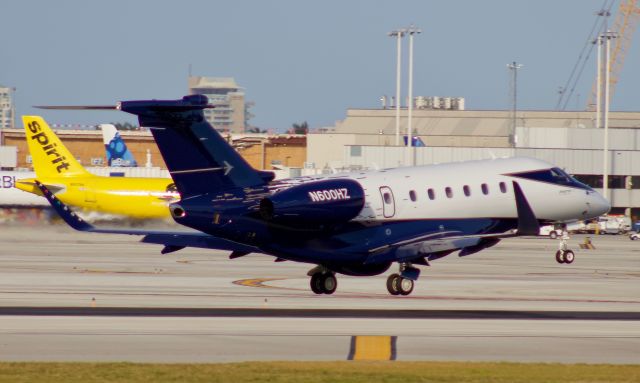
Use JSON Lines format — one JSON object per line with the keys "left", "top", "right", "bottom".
{"left": 0, "top": 124, "right": 140, "bottom": 207}
{"left": 15, "top": 116, "right": 179, "bottom": 219}
{"left": 36, "top": 95, "right": 610, "bottom": 296}
{"left": 101, "top": 124, "right": 138, "bottom": 167}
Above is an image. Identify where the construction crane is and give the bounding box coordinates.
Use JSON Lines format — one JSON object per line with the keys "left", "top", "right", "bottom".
{"left": 587, "top": 0, "right": 640, "bottom": 109}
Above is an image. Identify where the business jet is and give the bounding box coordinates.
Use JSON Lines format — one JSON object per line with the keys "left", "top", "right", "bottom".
{"left": 36, "top": 95, "right": 610, "bottom": 296}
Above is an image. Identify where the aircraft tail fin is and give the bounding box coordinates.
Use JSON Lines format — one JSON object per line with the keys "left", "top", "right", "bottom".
{"left": 22, "top": 116, "right": 92, "bottom": 178}
{"left": 118, "top": 95, "right": 273, "bottom": 197}
{"left": 100, "top": 124, "right": 138, "bottom": 167}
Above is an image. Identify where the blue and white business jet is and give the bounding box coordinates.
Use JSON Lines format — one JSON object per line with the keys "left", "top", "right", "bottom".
{"left": 36, "top": 95, "right": 610, "bottom": 296}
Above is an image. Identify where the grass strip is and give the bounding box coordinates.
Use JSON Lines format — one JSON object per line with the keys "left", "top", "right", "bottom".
{"left": 0, "top": 361, "right": 638, "bottom": 383}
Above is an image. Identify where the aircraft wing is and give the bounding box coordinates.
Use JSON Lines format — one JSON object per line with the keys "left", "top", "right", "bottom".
{"left": 365, "top": 181, "right": 539, "bottom": 264}
{"left": 34, "top": 180, "right": 260, "bottom": 255}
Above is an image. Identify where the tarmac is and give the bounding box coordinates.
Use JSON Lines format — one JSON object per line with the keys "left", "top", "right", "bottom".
{"left": 0, "top": 224, "right": 638, "bottom": 363}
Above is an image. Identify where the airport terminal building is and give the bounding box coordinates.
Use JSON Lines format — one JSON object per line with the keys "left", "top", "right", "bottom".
{"left": 307, "top": 108, "right": 640, "bottom": 218}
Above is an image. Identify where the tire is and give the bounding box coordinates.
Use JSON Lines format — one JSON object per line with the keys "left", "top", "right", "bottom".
{"left": 399, "top": 278, "right": 415, "bottom": 296}
{"left": 386, "top": 274, "right": 401, "bottom": 295}
{"left": 563, "top": 250, "right": 575, "bottom": 264}
{"left": 310, "top": 273, "right": 324, "bottom": 294}
{"left": 322, "top": 274, "right": 337, "bottom": 295}
{"left": 549, "top": 231, "right": 558, "bottom": 239}
{"left": 555, "top": 250, "right": 565, "bottom": 264}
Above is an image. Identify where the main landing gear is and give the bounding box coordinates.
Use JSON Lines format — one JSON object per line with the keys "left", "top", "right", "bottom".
{"left": 386, "top": 274, "right": 414, "bottom": 295}
{"left": 386, "top": 262, "right": 420, "bottom": 296}
{"left": 308, "top": 266, "right": 337, "bottom": 295}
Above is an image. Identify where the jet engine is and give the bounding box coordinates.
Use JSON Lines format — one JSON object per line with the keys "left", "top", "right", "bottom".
{"left": 259, "top": 178, "right": 365, "bottom": 226}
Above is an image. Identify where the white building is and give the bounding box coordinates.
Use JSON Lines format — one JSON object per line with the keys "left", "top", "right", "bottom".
{"left": 0, "top": 86, "right": 13, "bottom": 129}
{"left": 187, "top": 77, "right": 247, "bottom": 134}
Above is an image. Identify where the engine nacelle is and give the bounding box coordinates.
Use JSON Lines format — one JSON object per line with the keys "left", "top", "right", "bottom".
{"left": 260, "top": 178, "right": 365, "bottom": 226}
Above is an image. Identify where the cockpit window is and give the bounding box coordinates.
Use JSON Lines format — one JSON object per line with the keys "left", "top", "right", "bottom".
{"left": 509, "top": 167, "right": 593, "bottom": 190}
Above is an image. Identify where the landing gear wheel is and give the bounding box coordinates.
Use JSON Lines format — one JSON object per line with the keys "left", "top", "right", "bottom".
{"left": 386, "top": 273, "right": 401, "bottom": 295}
{"left": 310, "top": 273, "right": 324, "bottom": 294}
{"left": 555, "top": 250, "right": 565, "bottom": 264}
{"left": 398, "top": 278, "right": 415, "bottom": 296}
{"left": 310, "top": 273, "right": 337, "bottom": 295}
{"left": 550, "top": 231, "right": 558, "bottom": 239}
{"left": 563, "top": 250, "right": 575, "bottom": 264}
{"left": 322, "top": 273, "right": 337, "bottom": 294}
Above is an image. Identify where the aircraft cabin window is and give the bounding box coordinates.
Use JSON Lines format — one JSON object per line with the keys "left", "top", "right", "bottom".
{"left": 499, "top": 182, "right": 507, "bottom": 193}
{"left": 463, "top": 185, "right": 471, "bottom": 197}
{"left": 445, "top": 187, "right": 453, "bottom": 198}
{"left": 409, "top": 190, "right": 417, "bottom": 202}
{"left": 383, "top": 192, "right": 392, "bottom": 204}
{"left": 427, "top": 188, "right": 435, "bottom": 200}
{"left": 481, "top": 183, "right": 489, "bottom": 195}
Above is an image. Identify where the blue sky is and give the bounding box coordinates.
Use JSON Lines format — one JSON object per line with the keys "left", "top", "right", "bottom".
{"left": 1, "top": 0, "right": 637, "bottom": 131}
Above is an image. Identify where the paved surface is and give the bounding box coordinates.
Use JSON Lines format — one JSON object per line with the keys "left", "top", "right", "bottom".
{"left": 0, "top": 224, "right": 638, "bottom": 363}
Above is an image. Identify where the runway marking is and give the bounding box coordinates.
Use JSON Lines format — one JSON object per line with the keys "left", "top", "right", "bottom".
{"left": 347, "top": 336, "right": 397, "bottom": 361}
{"left": 232, "top": 278, "right": 292, "bottom": 289}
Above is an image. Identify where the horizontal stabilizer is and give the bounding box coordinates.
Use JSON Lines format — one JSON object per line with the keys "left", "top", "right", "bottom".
{"left": 16, "top": 179, "right": 65, "bottom": 195}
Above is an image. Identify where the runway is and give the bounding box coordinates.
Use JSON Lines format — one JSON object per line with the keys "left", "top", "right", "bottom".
{"left": 0, "top": 224, "right": 638, "bottom": 363}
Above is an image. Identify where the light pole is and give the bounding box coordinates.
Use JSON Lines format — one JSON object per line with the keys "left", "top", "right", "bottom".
{"left": 507, "top": 61, "right": 523, "bottom": 146}
{"left": 388, "top": 29, "right": 406, "bottom": 147}
{"left": 406, "top": 25, "right": 421, "bottom": 166}
{"left": 601, "top": 30, "right": 618, "bottom": 201}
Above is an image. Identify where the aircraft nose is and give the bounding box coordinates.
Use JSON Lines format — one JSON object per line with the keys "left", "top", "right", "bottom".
{"left": 589, "top": 191, "right": 611, "bottom": 217}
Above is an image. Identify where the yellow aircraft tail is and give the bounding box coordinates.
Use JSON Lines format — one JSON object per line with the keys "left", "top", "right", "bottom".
{"left": 22, "top": 116, "right": 93, "bottom": 178}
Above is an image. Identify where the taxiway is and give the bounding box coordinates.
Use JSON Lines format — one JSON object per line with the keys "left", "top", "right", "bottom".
{"left": 0, "top": 224, "right": 638, "bottom": 363}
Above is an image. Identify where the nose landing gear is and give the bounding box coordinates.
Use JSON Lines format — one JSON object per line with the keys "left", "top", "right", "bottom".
{"left": 555, "top": 249, "right": 575, "bottom": 264}
{"left": 555, "top": 229, "right": 575, "bottom": 264}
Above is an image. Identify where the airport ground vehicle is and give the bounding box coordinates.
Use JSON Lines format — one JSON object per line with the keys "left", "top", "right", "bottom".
{"left": 539, "top": 225, "right": 563, "bottom": 239}
{"left": 595, "top": 215, "right": 631, "bottom": 235}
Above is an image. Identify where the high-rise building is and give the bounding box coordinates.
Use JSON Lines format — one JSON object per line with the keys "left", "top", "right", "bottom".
{"left": 187, "top": 77, "right": 247, "bottom": 133}
{"left": 0, "top": 86, "right": 14, "bottom": 129}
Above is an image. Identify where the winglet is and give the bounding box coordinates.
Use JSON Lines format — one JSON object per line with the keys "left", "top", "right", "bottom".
{"left": 34, "top": 180, "right": 94, "bottom": 232}
{"left": 512, "top": 181, "right": 540, "bottom": 236}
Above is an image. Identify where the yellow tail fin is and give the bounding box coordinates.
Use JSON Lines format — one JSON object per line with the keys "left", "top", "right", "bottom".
{"left": 22, "top": 116, "right": 92, "bottom": 178}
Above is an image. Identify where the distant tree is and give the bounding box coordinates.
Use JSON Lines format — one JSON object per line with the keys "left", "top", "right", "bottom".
{"left": 246, "top": 126, "right": 267, "bottom": 133}
{"left": 291, "top": 121, "right": 309, "bottom": 135}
